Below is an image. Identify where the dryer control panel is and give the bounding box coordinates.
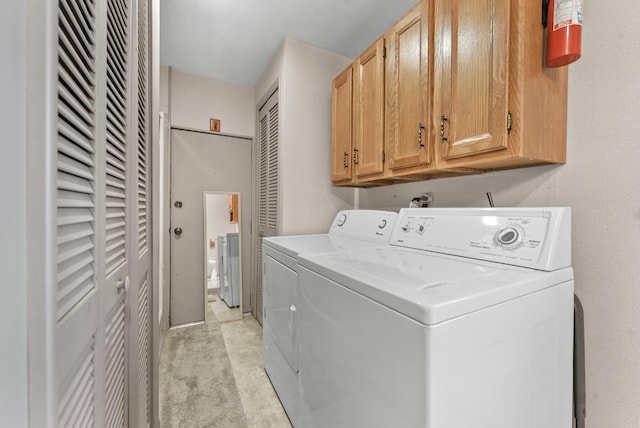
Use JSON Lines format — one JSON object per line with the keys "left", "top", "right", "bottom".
{"left": 391, "top": 208, "right": 571, "bottom": 271}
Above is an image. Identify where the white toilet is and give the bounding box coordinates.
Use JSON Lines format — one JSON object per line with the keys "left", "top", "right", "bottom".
{"left": 207, "top": 257, "right": 217, "bottom": 280}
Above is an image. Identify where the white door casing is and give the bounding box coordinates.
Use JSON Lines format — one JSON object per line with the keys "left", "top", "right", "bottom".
{"left": 169, "top": 129, "right": 252, "bottom": 326}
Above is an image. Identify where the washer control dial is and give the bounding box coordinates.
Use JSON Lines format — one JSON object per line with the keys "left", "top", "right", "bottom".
{"left": 336, "top": 213, "right": 347, "bottom": 227}
{"left": 416, "top": 223, "right": 427, "bottom": 234}
{"left": 401, "top": 224, "right": 412, "bottom": 233}
{"left": 495, "top": 226, "right": 524, "bottom": 249}
{"left": 378, "top": 219, "right": 387, "bottom": 229}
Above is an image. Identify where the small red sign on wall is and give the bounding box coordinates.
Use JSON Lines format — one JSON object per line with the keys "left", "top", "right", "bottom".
{"left": 210, "top": 118, "right": 221, "bottom": 132}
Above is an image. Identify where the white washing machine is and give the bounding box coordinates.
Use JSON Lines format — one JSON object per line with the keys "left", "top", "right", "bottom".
{"left": 222, "top": 232, "right": 240, "bottom": 307}
{"left": 262, "top": 210, "right": 398, "bottom": 427}
{"left": 297, "top": 208, "right": 574, "bottom": 428}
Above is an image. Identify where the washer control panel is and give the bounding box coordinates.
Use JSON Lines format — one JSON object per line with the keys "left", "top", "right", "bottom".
{"left": 329, "top": 210, "right": 399, "bottom": 244}
{"left": 390, "top": 208, "right": 571, "bottom": 270}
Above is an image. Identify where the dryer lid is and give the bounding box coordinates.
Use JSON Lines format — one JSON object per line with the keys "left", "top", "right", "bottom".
{"left": 263, "top": 234, "right": 380, "bottom": 260}
{"left": 298, "top": 246, "right": 573, "bottom": 325}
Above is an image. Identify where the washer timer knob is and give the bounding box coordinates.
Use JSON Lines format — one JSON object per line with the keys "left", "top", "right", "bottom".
{"left": 416, "top": 224, "right": 426, "bottom": 234}
{"left": 336, "top": 213, "right": 347, "bottom": 227}
{"left": 378, "top": 219, "right": 388, "bottom": 229}
{"left": 495, "top": 226, "right": 524, "bottom": 249}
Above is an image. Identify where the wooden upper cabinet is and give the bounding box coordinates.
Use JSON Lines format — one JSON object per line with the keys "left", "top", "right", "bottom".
{"left": 331, "top": 65, "right": 354, "bottom": 184}
{"left": 386, "top": 2, "right": 432, "bottom": 173}
{"left": 434, "top": 0, "right": 509, "bottom": 161}
{"left": 434, "top": 0, "right": 567, "bottom": 169}
{"left": 353, "top": 38, "right": 385, "bottom": 180}
{"left": 329, "top": 0, "right": 567, "bottom": 186}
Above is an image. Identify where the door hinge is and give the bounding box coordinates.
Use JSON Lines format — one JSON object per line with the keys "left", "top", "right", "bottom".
{"left": 383, "top": 47, "right": 387, "bottom": 59}
{"left": 507, "top": 112, "right": 513, "bottom": 133}
{"left": 381, "top": 151, "right": 385, "bottom": 163}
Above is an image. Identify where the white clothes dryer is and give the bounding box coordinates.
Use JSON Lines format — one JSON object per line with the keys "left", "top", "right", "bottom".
{"left": 297, "top": 208, "right": 574, "bottom": 428}
{"left": 262, "top": 210, "right": 398, "bottom": 427}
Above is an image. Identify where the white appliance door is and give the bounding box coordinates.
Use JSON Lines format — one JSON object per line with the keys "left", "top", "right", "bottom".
{"left": 264, "top": 254, "right": 299, "bottom": 372}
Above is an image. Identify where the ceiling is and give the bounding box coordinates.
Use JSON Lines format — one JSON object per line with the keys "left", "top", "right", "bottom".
{"left": 160, "top": 0, "right": 419, "bottom": 87}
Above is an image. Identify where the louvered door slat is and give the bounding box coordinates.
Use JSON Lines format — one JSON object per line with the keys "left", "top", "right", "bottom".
{"left": 104, "top": 0, "right": 129, "bottom": 280}
{"left": 57, "top": 0, "right": 97, "bottom": 333}
{"left": 137, "top": 276, "right": 150, "bottom": 425}
{"left": 58, "top": 93, "right": 95, "bottom": 135}
{"left": 135, "top": 0, "right": 151, "bottom": 423}
{"left": 259, "top": 116, "right": 268, "bottom": 227}
{"left": 58, "top": 65, "right": 95, "bottom": 114}
{"left": 57, "top": 222, "right": 94, "bottom": 245}
{"left": 58, "top": 153, "right": 94, "bottom": 180}
{"left": 58, "top": 337, "right": 96, "bottom": 428}
{"left": 107, "top": 77, "right": 127, "bottom": 111}
{"left": 267, "top": 103, "right": 279, "bottom": 230}
{"left": 58, "top": 120, "right": 95, "bottom": 154}
{"left": 105, "top": 298, "right": 126, "bottom": 428}
{"left": 60, "top": 0, "right": 96, "bottom": 51}
{"left": 58, "top": 5, "right": 94, "bottom": 72}
{"left": 57, "top": 189, "right": 93, "bottom": 209}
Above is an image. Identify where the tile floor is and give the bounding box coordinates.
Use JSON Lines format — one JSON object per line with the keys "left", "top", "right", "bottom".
{"left": 160, "top": 311, "right": 291, "bottom": 428}
{"left": 221, "top": 317, "right": 292, "bottom": 428}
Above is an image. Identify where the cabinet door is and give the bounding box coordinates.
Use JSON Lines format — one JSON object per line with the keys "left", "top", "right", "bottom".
{"left": 435, "top": 0, "right": 510, "bottom": 160}
{"left": 354, "top": 38, "right": 385, "bottom": 178}
{"left": 387, "top": 3, "right": 432, "bottom": 171}
{"left": 331, "top": 66, "right": 354, "bottom": 183}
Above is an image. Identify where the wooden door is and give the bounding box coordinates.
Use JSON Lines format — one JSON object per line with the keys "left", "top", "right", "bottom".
{"left": 434, "top": 0, "right": 510, "bottom": 161}
{"left": 387, "top": 3, "right": 432, "bottom": 171}
{"left": 256, "top": 90, "right": 279, "bottom": 325}
{"left": 354, "top": 38, "right": 385, "bottom": 179}
{"left": 331, "top": 66, "right": 353, "bottom": 183}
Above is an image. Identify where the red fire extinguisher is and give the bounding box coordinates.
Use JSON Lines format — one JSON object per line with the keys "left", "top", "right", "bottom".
{"left": 545, "top": 0, "right": 583, "bottom": 67}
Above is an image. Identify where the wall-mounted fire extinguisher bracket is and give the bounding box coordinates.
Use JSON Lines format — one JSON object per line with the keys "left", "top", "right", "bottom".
{"left": 543, "top": 0, "right": 583, "bottom": 68}
{"left": 542, "top": 0, "right": 550, "bottom": 28}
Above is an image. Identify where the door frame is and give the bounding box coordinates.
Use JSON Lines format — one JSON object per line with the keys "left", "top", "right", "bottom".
{"left": 202, "top": 190, "right": 244, "bottom": 323}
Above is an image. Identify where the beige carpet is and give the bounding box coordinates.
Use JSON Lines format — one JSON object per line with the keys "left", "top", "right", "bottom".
{"left": 159, "top": 321, "right": 248, "bottom": 427}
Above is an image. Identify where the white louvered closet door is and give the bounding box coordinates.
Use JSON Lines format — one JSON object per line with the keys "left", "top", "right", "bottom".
{"left": 56, "top": 0, "right": 101, "bottom": 425}
{"left": 133, "top": 0, "right": 151, "bottom": 425}
{"left": 54, "top": 0, "right": 144, "bottom": 426}
{"left": 255, "top": 90, "right": 279, "bottom": 325}
{"left": 103, "top": 0, "right": 133, "bottom": 426}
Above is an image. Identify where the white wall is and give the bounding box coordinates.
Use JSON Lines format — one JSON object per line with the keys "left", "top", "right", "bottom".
{"left": 0, "top": 0, "right": 28, "bottom": 425}
{"left": 255, "top": 38, "right": 354, "bottom": 235}
{"left": 167, "top": 67, "right": 255, "bottom": 136}
{"left": 360, "top": 1, "right": 640, "bottom": 425}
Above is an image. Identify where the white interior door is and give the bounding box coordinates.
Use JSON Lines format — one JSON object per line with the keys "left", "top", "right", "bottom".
{"left": 255, "top": 89, "right": 279, "bottom": 325}
{"left": 170, "top": 129, "right": 252, "bottom": 326}
{"left": 53, "top": 0, "right": 149, "bottom": 426}
{"left": 132, "top": 0, "right": 152, "bottom": 425}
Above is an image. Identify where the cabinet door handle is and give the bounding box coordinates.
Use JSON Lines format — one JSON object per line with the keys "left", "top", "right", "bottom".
{"left": 440, "top": 115, "right": 448, "bottom": 143}
{"left": 353, "top": 148, "right": 359, "bottom": 165}
{"left": 343, "top": 151, "right": 349, "bottom": 168}
{"left": 418, "top": 123, "right": 425, "bottom": 148}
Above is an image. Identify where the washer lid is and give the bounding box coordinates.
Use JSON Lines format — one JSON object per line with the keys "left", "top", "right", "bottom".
{"left": 298, "top": 246, "right": 574, "bottom": 325}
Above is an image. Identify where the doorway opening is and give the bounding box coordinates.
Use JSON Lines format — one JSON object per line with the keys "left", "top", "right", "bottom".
{"left": 204, "top": 192, "right": 243, "bottom": 323}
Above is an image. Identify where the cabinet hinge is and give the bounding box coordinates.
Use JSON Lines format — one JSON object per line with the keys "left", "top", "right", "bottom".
{"left": 507, "top": 112, "right": 513, "bottom": 133}
{"left": 383, "top": 47, "right": 387, "bottom": 59}
{"left": 381, "top": 151, "right": 385, "bottom": 163}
